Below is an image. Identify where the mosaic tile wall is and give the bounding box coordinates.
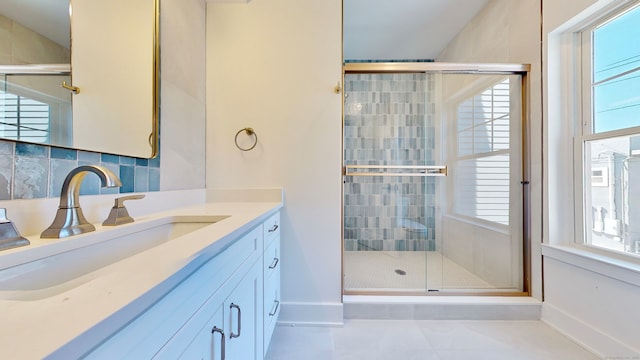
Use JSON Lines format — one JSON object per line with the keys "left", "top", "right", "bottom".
{"left": 343, "top": 73, "right": 437, "bottom": 252}
{"left": 0, "top": 140, "right": 160, "bottom": 200}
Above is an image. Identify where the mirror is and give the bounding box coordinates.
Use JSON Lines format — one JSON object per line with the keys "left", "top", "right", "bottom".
{"left": 0, "top": 0, "right": 158, "bottom": 158}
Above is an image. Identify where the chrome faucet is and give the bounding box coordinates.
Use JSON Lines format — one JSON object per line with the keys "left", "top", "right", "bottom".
{"left": 41, "top": 165, "right": 122, "bottom": 238}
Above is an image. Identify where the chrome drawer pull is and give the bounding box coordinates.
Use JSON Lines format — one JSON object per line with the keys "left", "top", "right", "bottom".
{"left": 268, "top": 224, "right": 279, "bottom": 233}
{"left": 211, "top": 326, "right": 225, "bottom": 360}
{"left": 269, "top": 257, "right": 279, "bottom": 270}
{"left": 230, "top": 303, "right": 241, "bottom": 339}
{"left": 269, "top": 300, "right": 280, "bottom": 317}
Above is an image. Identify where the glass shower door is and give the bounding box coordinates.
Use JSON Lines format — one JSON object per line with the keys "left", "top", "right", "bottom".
{"left": 342, "top": 66, "right": 527, "bottom": 295}
{"left": 343, "top": 72, "right": 443, "bottom": 293}
{"left": 343, "top": 165, "right": 444, "bottom": 292}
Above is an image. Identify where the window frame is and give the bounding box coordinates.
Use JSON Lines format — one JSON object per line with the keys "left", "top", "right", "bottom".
{"left": 575, "top": 1, "right": 640, "bottom": 256}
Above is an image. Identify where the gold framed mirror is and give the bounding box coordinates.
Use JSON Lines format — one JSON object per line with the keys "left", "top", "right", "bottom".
{"left": 0, "top": 0, "right": 159, "bottom": 158}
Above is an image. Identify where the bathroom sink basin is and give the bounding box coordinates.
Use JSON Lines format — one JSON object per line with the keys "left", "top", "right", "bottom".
{"left": 0, "top": 215, "right": 229, "bottom": 300}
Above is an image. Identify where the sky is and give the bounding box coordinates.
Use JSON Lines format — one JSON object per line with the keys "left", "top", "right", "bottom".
{"left": 593, "top": 4, "right": 640, "bottom": 133}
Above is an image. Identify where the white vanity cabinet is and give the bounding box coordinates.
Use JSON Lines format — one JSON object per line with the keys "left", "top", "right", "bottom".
{"left": 81, "top": 211, "right": 281, "bottom": 360}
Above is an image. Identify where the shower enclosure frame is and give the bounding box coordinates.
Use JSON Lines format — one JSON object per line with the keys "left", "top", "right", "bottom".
{"left": 341, "top": 62, "right": 532, "bottom": 296}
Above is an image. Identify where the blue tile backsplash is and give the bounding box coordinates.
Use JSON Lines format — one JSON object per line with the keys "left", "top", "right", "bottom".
{"left": 0, "top": 140, "right": 161, "bottom": 200}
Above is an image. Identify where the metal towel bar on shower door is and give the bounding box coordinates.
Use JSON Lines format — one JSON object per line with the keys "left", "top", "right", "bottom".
{"left": 343, "top": 165, "right": 447, "bottom": 177}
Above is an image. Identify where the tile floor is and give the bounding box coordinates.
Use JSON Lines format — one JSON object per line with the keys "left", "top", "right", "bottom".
{"left": 264, "top": 320, "right": 600, "bottom": 360}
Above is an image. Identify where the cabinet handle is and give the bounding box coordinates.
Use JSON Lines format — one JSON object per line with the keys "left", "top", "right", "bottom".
{"left": 269, "top": 300, "right": 280, "bottom": 317}
{"left": 229, "top": 303, "right": 241, "bottom": 339}
{"left": 211, "top": 326, "right": 225, "bottom": 360}
{"left": 268, "top": 224, "right": 279, "bottom": 233}
{"left": 269, "top": 257, "right": 279, "bottom": 270}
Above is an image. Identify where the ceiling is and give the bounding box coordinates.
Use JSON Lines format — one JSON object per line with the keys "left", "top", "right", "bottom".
{"left": 344, "top": 0, "right": 489, "bottom": 61}
{"left": 0, "top": 0, "right": 69, "bottom": 48}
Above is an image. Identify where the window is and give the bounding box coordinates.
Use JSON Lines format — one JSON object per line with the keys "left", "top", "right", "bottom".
{"left": 591, "top": 167, "right": 609, "bottom": 187}
{"left": 451, "top": 78, "right": 512, "bottom": 226}
{"left": 0, "top": 90, "right": 51, "bottom": 143}
{"left": 579, "top": 3, "right": 640, "bottom": 255}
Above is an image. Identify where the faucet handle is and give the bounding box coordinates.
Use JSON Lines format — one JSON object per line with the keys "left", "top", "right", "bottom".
{"left": 0, "top": 208, "right": 30, "bottom": 251}
{"left": 114, "top": 194, "right": 145, "bottom": 208}
{"left": 102, "top": 195, "right": 145, "bottom": 226}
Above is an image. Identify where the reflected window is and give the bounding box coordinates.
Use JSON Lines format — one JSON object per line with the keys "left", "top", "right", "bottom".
{"left": 452, "top": 78, "right": 511, "bottom": 226}
{"left": 0, "top": 73, "right": 71, "bottom": 146}
{"left": 0, "top": 89, "right": 51, "bottom": 143}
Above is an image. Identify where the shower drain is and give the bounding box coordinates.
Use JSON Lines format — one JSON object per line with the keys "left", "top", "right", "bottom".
{"left": 394, "top": 269, "right": 407, "bottom": 276}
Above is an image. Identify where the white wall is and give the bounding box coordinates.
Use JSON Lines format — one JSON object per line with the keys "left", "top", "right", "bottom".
{"left": 543, "top": 0, "right": 640, "bottom": 356}
{"left": 436, "top": 0, "right": 543, "bottom": 298}
{"left": 206, "top": 0, "right": 343, "bottom": 325}
{"left": 542, "top": 252, "right": 640, "bottom": 356}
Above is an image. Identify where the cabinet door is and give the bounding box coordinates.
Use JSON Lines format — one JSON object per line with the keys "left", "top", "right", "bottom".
{"left": 224, "top": 261, "right": 263, "bottom": 360}
{"left": 178, "top": 304, "right": 224, "bottom": 360}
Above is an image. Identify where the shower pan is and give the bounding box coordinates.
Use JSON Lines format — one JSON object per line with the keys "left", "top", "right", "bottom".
{"left": 342, "top": 62, "right": 530, "bottom": 295}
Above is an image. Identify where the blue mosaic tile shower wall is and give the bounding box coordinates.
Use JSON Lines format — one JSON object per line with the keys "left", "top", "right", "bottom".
{"left": 344, "top": 73, "right": 437, "bottom": 252}
{"left": 0, "top": 140, "right": 160, "bottom": 200}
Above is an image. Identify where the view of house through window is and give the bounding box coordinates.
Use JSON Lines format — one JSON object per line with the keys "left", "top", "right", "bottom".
{"left": 582, "top": 3, "right": 640, "bottom": 255}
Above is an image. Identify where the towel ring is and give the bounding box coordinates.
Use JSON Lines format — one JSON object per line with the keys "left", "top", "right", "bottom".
{"left": 235, "top": 127, "right": 258, "bottom": 151}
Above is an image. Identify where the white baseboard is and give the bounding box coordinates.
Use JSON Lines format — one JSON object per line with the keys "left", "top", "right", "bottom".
{"left": 542, "top": 303, "right": 640, "bottom": 358}
{"left": 277, "top": 302, "right": 344, "bottom": 327}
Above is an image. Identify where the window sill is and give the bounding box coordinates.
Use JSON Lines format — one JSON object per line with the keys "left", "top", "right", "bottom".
{"left": 443, "top": 214, "right": 510, "bottom": 235}
{"left": 541, "top": 244, "right": 640, "bottom": 287}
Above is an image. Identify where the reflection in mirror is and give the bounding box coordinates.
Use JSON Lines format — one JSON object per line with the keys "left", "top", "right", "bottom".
{"left": 0, "top": 0, "right": 72, "bottom": 146}
{"left": 1, "top": 73, "right": 72, "bottom": 145}
{"left": 0, "top": 0, "right": 70, "bottom": 64}
{"left": 0, "top": 0, "right": 159, "bottom": 159}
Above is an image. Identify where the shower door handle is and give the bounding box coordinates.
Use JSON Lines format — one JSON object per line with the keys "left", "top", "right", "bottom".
{"left": 343, "top": 165, "right": 447, "bottom": 177}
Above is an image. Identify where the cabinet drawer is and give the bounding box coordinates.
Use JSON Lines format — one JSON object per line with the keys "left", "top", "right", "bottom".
{"left": 263, "top": 236, "right": 280, "bottom": 281}
{"left": 263, "top": 268, "right": 280, "bottom": 354}
{"left": 85, "top": 226, "right": 263, "bottom": 359}
{"left": 263, "top": 212, "right": 280, "bottom": 249}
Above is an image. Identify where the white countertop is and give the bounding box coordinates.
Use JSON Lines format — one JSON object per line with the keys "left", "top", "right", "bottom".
{"left": 0, "top": 201, "right": 282, "bottom": 360}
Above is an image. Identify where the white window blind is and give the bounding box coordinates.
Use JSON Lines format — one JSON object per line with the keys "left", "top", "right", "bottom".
{"left": 0, "top": 89, "right": 50, "bottom": 143}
